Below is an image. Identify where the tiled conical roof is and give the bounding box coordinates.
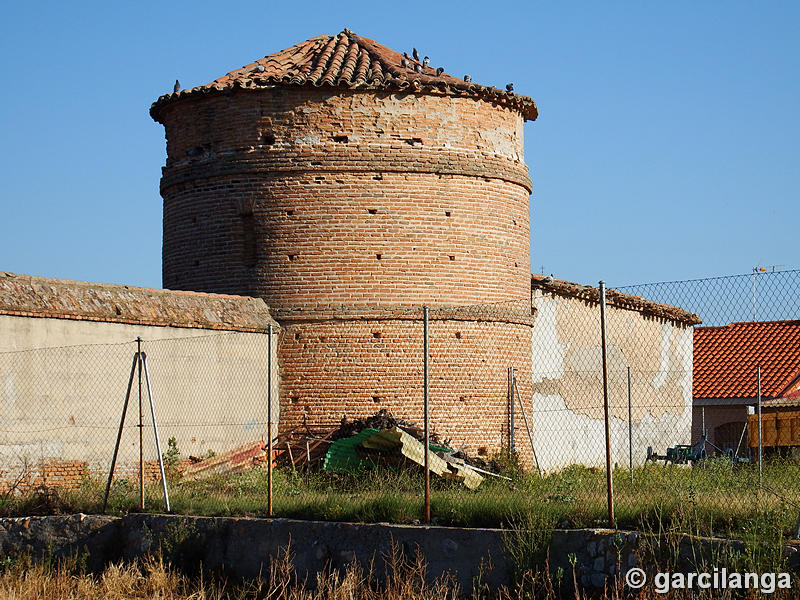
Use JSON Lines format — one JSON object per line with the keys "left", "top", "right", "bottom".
{"left": 151, "top": 29, "right": 538, "bottom": 122}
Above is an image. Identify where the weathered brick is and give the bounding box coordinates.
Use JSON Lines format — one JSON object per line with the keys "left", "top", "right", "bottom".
{"left": 155, "top": 67, "right": 536, "bottom": 463}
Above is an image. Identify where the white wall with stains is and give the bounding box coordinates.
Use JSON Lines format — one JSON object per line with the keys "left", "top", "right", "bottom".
{"left": 529, "top": 290, "right": 693, "bottom": 472}
{"left": 0, "top": 314, "right": 279, "bottom": 481}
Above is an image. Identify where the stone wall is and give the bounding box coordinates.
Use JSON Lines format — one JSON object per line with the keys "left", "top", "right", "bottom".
{"left": 2, "top": 515, "right": 796, "bottom": 593}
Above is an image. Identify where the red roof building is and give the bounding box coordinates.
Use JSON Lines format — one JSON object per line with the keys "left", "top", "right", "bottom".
{"left": 694, "top": 321, "right": 800, "bottom": 401}
{"left": 692, "top": 321, "right": 800, "bottom": 450}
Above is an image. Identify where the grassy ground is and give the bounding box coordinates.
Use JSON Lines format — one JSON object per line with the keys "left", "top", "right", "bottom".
{"left": 3, "top": 457, "right": 799, "bottom": 541}
{"left": 3, "top": 458, "right": 798, "bottom": 599}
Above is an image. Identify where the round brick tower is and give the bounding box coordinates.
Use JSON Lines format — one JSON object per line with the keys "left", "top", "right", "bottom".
{"left": 151, "top": 30, "right": 538, "bottom": 460}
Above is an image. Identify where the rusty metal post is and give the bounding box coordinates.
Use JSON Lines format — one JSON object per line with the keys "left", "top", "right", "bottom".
{"left": 137, "top": 337, "right": 144, "bottom": 510}
{"left": 599, "top": 282, "right": 615, "bottom": 528}
{"left": 627, "top": 367, "right": 633, "bottom": 484}
{"left": 509, "top": 366, "right": 516, "bottom": 454}
{"left": 757, "top": 365, "right": 762, "bottom": 488}
{"left": 423, "top": 306, "right": 430, "bottom": 524}
{"left": 268, "top": 323, "right": 274, "bottom": 516}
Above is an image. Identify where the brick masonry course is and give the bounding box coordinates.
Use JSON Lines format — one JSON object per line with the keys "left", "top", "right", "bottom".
{"left": 156, "top": 66, "right": 535, "bottom": 462}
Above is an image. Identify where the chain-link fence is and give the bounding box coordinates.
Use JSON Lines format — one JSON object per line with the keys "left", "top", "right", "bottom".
{"left": 2, "top": 272, "right": 799, "bottom": 540}
{"left": 609, "top": 269, "right": 800, "bottom": 538}
{"left": 618, "top": 268, "right": 800, "bottom": 326}
{"left": 0, "top": 331, "right": 273, "bottom": 514}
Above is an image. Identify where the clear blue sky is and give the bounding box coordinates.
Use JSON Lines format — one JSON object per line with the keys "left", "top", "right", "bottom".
{"left": 1, "top": 1, "right": 797, "bottom": 290}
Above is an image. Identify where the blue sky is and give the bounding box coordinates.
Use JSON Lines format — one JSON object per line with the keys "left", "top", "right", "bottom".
{"left": 1, "top": 1, "right": 797, "bottom": 290}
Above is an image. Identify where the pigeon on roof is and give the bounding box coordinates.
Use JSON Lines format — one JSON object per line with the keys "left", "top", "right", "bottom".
{"left": 151, "top": 30, "right": 538, "bottom": 123}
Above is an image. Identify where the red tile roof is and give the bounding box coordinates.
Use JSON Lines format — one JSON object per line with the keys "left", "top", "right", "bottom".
{"left": 531, "top": 274, "right": 702, "bottom": 325}
{"left": 0, "top": 272, "right": 277, "bottom": 333}
{"left": 151, "top": 29, "right": 538, "bottom": 123}
{"left": 693, "top": 321, "right": 800, "bottom": 400}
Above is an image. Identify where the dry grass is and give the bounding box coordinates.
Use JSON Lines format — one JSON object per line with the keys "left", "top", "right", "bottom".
{"left": 0, "top": 555, "right": 209, "bottom": 600}
{"left": 0, "top": 549, "right": 465, "bottom": 600}
{"left": 1, "top": 545, "right": 797, "bottom": 600}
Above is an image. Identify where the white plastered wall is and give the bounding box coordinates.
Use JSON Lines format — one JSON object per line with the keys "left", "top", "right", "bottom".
{"left": 529, "top": 292, "right": 693, "bottom": 472}
{"left": 0, "top": 315, "right": 279, "bottom": 478}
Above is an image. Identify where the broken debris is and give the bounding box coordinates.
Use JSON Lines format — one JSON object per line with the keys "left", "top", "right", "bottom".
{"left": 324, "top": 426, "right": 484, "bottom": 489}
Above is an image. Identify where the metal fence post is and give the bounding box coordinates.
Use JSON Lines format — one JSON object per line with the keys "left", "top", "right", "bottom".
{"left": 599, "top": 281, "right": 615, "bottom": 528}
{"left": 137, "top": 337, "right": 144, "bottom": 511}
{"left": 102, "top": 352, "right": 139, "bottom": 514}
{"left": 627, "top": 366, "right": 633, "bottom": 484}
{"left": 509, "top": 366, "right": 516, "bottom": 454}
{"left": 141, "top": 353, "right": 171, "bottom": 512}
{"left": 423, "top": 306, "right": 430, "bottom": 524}
{"left": 268, "top": 323, "right": 274, "bottom": 516}
{"left": 514, "top": 372, "right": 542, "bottom": 477}
{"left": 757, "top": 365, "right": 762, "bottom": 488}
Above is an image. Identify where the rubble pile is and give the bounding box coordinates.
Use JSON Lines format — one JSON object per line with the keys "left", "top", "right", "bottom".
{"left": 330, "top": 409, "right": 442, "bottom": 445}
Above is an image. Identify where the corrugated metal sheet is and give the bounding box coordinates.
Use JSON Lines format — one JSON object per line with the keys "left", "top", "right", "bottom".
{"left": 323, "top": 427, "right": 483, "bottom": 489}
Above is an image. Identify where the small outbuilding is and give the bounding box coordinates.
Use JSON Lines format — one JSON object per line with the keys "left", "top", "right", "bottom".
{"left": 692, "top": 320, "right": 800, "bottom": 452}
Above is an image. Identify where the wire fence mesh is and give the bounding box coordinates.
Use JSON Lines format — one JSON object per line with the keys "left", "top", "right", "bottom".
{"left": 0, "top": 340, "right": 136, "bottom": 499}
{"left": 612, "top": 269, "right": 800, "bottom": 538}
{"left": 1, "top": 270, "right": 799, "bottom": 539}
{"left": 618, "top": 268, "right": 800, "bottom": 327}
{"left": 0, "top": 332, "right": 273, "bottom": 514}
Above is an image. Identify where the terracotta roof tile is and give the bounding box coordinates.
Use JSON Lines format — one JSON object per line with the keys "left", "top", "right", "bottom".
{"left": 693, "top": 321, "right": 800, "bottom": 400}
{"left": 0, "top": 272, "right": 277, "bottom": 333}
{"left": 151, "top": 29, "right": 538, "bottom": 123}
{"left": 531, "top": 274, "right": 701, "bottom": 325}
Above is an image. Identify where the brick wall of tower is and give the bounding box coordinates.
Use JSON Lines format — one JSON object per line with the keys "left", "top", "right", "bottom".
{"left": 159, "top": 88, "right": 530, "bottom": 306}
{"left": 278, "top": 316, "right": 534, "bottom": 462}
{"left": 162, "top": 171, "right": 530, "bottom": 307}
{"left": 157, "top": 86, "right": 536, "bottom": 464}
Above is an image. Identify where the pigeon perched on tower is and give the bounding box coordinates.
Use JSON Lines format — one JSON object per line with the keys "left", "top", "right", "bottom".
{"left": 412, "top": 48, "right": 420, "bottom": 61}
{"left": 173, "top": 80, "right": 181, "bottom": 93}
{"left": 436, "top": 67, "right": 444, "bottom": 76}
{"left": 506, "top": 83, "right": 514, "bottom": 92}
{"left": 422, "top": 56, "right": 430, "bottom": 68}
{"left": 464, "top": 74, "right": 471, "bottom": 83}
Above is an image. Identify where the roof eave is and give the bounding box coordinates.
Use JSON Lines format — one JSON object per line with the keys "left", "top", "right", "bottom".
{"left": 150, "top": 80, "right": 538, "bottom": 124}
{"left": 531, "top": 274, "right": 701, "bottom": 325}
